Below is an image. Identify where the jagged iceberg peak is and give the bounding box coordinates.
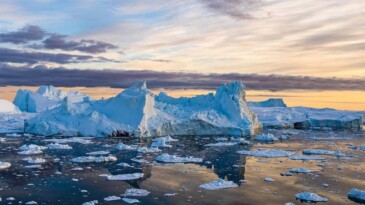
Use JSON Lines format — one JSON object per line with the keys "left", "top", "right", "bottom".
{"left": 36, "top": 85, "right": 67, "bottom": 101}
{"left": 117, "top": 81, "right": 152, "bottom": 97}
{"left": 215, "top": 81, "right": 246, "bottom": 101}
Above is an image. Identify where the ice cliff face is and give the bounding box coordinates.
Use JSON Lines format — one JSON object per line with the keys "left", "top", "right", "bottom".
{"left": 0, "top": 99, "right": 20, "bottom": 114}
{"left": 248, "top": 98, "right": 287, "bottom": 107}
{"left": 24, "top": 81, "right": 262, "bottom": 137}
{"left": 13, "top": 85, "right": 88, "bottom": 113}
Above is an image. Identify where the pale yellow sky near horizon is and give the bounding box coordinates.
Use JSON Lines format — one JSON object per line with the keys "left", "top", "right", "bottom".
{"left": 0, "top": 86, "right": 364, "bottom": 111}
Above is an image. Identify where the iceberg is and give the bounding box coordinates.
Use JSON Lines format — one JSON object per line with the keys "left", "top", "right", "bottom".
{"left": 254, "top": 133, "right": 278, "bottom": 142}
{"left": 123, "top": 189, "right": 150, "bottom": 197}
{"left": 0, "top": 161, "right": 11, "bottom": 170}
{"left": 251, "top": 106, "right": 363, "bottom": 131}
{"left": 248, "top": 98, "right": 287, "bottom": 108}
{"left": 24, "top": 81, "right": 262, "bottom": 137}
{"left": 0, "top": 99, "right": 20, "bottom": 114}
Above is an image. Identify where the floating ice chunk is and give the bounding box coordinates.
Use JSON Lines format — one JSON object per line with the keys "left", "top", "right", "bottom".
{"left": 105, "top": 173, "right": 144, "bottom": 181}
{"left": 204, "top": 142, "right": 237, "bottom": 147}
{"left": 295, "top": 192, "right": 328, "bottom": 202}
{"left": 289, "top": 168, "right": 318, "bottom": 174}
{"left": 123, "top": 188, "right": 150, "bottom": 197}
{"left": 237, "top": 149, "right": 295, "bottom": 158}
{"left": 122, "top": 198, "right": 140, "bottom": 204}
{"left": 6, "top": 197, "right": 15, "bottom": 201}
{"left": 302, "top": 149, "right": 343, "bottom": 157}
{"left": 264, "top": 177, "right": 275, "bottom": 182}
{"left": 131, "top": 158, "right": 149, "bottom": 163}
{"left": 151, "top": 138, "right": 172, "bottom": 148}
{"left": 322, "top": 183, "right": 328, "bottom": 187}
{"left": 23, "top": 157, "right": 46, "bottom": 164}
{"left": 215, "top": 137, "right": 228, "bottom": 141}
{"left": 0, "top": 161, "right": 11, "bottom": 170}
{"left": 155, "top": 153, "right": 203, "bottom": 163}
{"left": 71, "top": 156, "right": 117, "bottom": 163}
{"left": 284, "top": 203, "right": 295, "bottom": 205}
{"left": 6, "top": 133, "right": 21, "bottom": 137}
{"left": 199, "top": 178, "right": 238, "bottom": 190}
{"left": 70, "top": 167, "right": 83, "bottom": 171}
{"left": 117, "top": 162, "right": 134, "bottom": 168}
{"left": 164, "top": 193, "right": 178, "bottom": 197}
{"left": 46, "top": 143, "right": 72, "bottom": 150}
{"left": 136, "top": 146, "right": 161, "bottom": 153}
{"left": 18, "top": 144, "right": 47, "bottom": 155}
{"left": 115, "top": 143, "right": 137, "bottom": 151}
{"left": 24, "top": 165, "right": 42, "bottom": 169}
{"left": 0, "top": 137, "right": 5, "bottom": 143}
{"left": 348, "top": 188, "right": 365, "bottom": 203}
{"left": 25, "top": 201, "right": 38, "bottom": 205}
{"left": 231, "top": 137, "right": 250, "bottom": 145}
{"left": 86, "top": 151, "right": 110, "bottom": 155}
{"left": 254, "top": 133, "right": 278, "bottom": 142}
{"left": 43, "top": 137, "right": 93, "bottom": 144}
{"left": 104, "top": 196, "right": 121, "bottom": 201}
{"left": 289, "top": 155, "right": 325, "bottom": 161}
{"left": 82, "top": 200, "right": 98, "bottom": 205}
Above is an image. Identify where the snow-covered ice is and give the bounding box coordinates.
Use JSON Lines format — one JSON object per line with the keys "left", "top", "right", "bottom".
{"left": 104, "top": 196, "right": 121, "bottom": 201}
{"left": 204, "top": 142, "right": 238, "bottom": 147}
{"left": 104, "top": 173, "right": 144, "bottom": 181}
{"left": 18, "top": 144, "right": 47, "bottom": 155}
{"left": 122, "top": 198, "right": 140, "bottom": 204}
{"left": 254, "top": 133, "right": 278, "bottom": 142}
{"left": 295, "top": 192, "right": 328, "bottom": 202}
{"left": 155, "top": 153, "right": 203, "bottom": 163}
{"left": 237, "top": 149, "right": 295, "bottom": 158}
{"left": 289, "top": 154, "right": 326, "bottom": 161}
{"left": 46, "top": 143, "right": 72, "bottom": 150}
{"left": 23, "top": 157, "right": 46, "bottom": 164}
{"left": 86, "top": 151, "right": 110, "bottom": 155}
{"left": 82, "top": 200, "right": 98, "bottom": 205}
{"left": 302, "top": 149, "right": 343, "bottom": 157}
{"left": 0, "top": 99, "right": 20, "bottom": 114}
{"left": 71, "top": 156, "right": 117, "bottom": 163}
{"left": 123, "top": 188, "right": 150, "bottom": 197}
{"left": 0, "top": 161, "right": 11, "bottom": 170}
{"left": 199, "top": 178, "right": 238, "bottom": 190}
{"left": 43, "top": 137, "right": 93, "bottom": 144}
{"left": 115, "top": 143, "right": 137, "bottom": 151}
{"left": 264, "top": 177, "right": 275, "bottom": 182}
{"left": 289, "top": 168, "right": 319, "bottom": 174}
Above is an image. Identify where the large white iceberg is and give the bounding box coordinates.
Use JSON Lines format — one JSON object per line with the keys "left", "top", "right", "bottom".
{"left": 24, "top": 81, "right": 262, "bottom": 137}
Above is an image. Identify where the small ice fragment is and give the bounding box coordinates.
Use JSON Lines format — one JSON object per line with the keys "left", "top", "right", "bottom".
{"left": 25, "top": 201, "right": 38, "bottom": 204}
{"left": 295, "top": 192, "right": 328, "bottom": 202}
{"left": 237, "top": 149, "right": 295, "bottom": 158}
{"left": 46, "top": 143, "right": 72, "bottom": 150}
{"left": 348, "top": 188, "right": 365, "bottom": 203}
{"left": 155, "top": 153, "right": 203, "bottom": 163}
{"left": 122, "top": 198, "right": 140, "bottom": 204}
{"left": 86, "top": 151, "right": 110, "bottom": 155}
{"left": 123, "top": 188, "right": 150, "bottom": 197}
{"left": 104, "top": 196, "right": 121, "bottom": 201}
{"left": 204, "top": 142, "right": 237, "bottom": 147}
{"left": 105, "top": 173, "right": 144, "bottom": 181}
{"left": 289, "top": 154, "right": 325, "bottom": 161}
{"left": 115, "top": 143, "right": 136, "bottom": 151}
{"left": 289, "top": 168, "right": 318, "bottom": 174}
{"left": 254, "top": 133, "right": 278, "bottom": 142}
{"left": 164, "top": 193, "right": 178, "bottom": 197}
{"left": 264, "top": 177, "right": 275, "bottom": 182}
{"left": 82, "top": 200, "right": 98, "bottom": 205}
{"left": 199, "top": 178, "right": 238, "bottom": 190}
{"left": 71, "top": 156, "right": 117, "bottom": 163}
{"left": 0, "top": 161, "right": 11, "bottom": 170}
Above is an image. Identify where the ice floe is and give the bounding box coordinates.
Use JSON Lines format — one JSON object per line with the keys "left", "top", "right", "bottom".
{"left": 86, "top": 151, "right": 110, "bottom": 155}
{"left": 115, "top": 143, "right": 137, "bottom": 151}
{"left": 123, "top": 188, "right": 150, "bottom": 197}
{"left": 237, "top": 149, "right": 295, "bottom": 158}
{"left": 0, "top": 161, "right": 11, "bottom": 170}
{"left": 18, "top": 144, "right": 47, "bottom": 155}
{"left": 82, "top": 200, "right": 98, "bottom": 205}
{"left": 23, "top": 157, "right": 46, "bottom": 164}
{"left": 302, "top": 149, "right": 343, "bottom": 157}
{"left": 46, "top": 143, "right": 72, "bottom": 150}
{"left": 289, "top": 154, "right": 326, "bottom": 161}
{"left": 155, "top": 153, "right": 203, "bottom": 163}
{"left": 104, "top": 173, "right": 144, "bottom": 180}
{"left": 137, "top": 146, "right": 161, "bottom": 153}
{"left": 204, "top": 142, "right": 238, "bottom": 147}
{"left": 264, "top": 177, "right": 275, "bottom": 182}
{"left": 104, "top": 196, "right": 121, "bottom": 201}
{"left": 43, "top": 137, "right": 93, "bottom": 144}
{"left": 295, "top": 192, "right": 328, "bottom": 202}
{"left": 122, "top": 198, "right": 140, "bottom": 204}
{"left": 289, "top": 168, "right": 319, "bottom": 174}
{"left": 254, "top": 133, "right": 278, "bottom": 142}
{"left": 199, "top": 178, "right": 238, "bottom": 190}
{"left": 348, "top": 188, "right": 365, "bottom": 203}
{"left": 71, "top": 156, "right": 117, "bottom": 163}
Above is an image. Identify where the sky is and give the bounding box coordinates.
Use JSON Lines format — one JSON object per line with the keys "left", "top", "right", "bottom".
{"left": 0, "top": 0, "right": 364, "bottom": 110}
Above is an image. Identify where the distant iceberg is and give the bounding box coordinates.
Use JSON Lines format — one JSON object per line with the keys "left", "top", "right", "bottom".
{"left": 248, "top": 98, "right": 287, "bottom": 108}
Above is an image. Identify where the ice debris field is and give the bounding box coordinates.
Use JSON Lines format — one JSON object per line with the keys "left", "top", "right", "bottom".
{"left": 0, "top": 81, "right": 364, "bottom": 204}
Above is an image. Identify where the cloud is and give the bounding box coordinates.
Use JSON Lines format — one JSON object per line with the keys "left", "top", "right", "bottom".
{"left": 0, "top": 48, "right": 113, "bottom": 64}
{"left": 0, "top": 25, "right": 46, "bottom": 44}
{"left": 200, "top": 0, "right": 264, "bottom": 19}
{"left": 0, "top": 25, "right": 118, "bottom": 53}
{"left": 0, "top": 64, "right": 364, "bottom": 91}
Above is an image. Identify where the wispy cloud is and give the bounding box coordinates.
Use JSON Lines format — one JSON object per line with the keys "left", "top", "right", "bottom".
{"left": 0, "top": 64, "right": 364, "bottom": 91}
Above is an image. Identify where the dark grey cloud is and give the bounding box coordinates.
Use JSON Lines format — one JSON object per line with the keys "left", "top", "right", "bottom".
{"left": 0, "top": 64, "right": 364, "bottom": 91}
{"left": 34, "top": 34, "right": 119, "bottom": 54}
{"left": 0, "top": 25, "right": 118, "bottom": 53}
{"left": 0, "top": 48, "right": 112, "bottom": 64}
{"left": 0, "top": 25, "right": 46, "bottom": 44}
{"left": 200, "top": 0, "right": 263, "bottom": 19}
